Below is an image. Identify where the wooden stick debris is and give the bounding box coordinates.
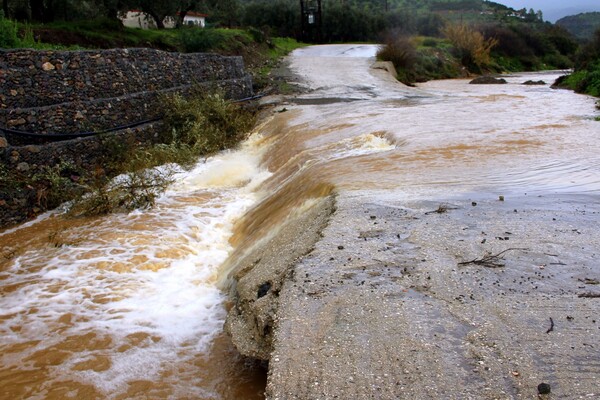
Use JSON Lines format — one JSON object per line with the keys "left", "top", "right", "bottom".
{"left": 458, "top": 248, "right": 529, "bottom": 268}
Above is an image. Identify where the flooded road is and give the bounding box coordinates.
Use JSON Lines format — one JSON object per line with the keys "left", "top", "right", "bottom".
{"left": 2, "top": 44, "right": 600, "bottom": 399}
{"left": 278, "top": 45, "right": 600, "bottom": 199}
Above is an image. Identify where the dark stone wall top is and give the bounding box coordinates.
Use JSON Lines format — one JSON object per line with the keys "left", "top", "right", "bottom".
{"left": 0, "top": 48, "right": 248, "bottom": 109}
{"left": 0, "top": 48, "right": 253, "bottom": 138}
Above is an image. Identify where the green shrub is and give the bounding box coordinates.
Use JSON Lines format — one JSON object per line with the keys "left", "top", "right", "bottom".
{"left": 178, "top": 28, "right": 230, "bottom": 52}
{"left": 161, "top": 89, "right": 255, "bottom": 156}
{"left": 0, "top": 13, "right": 18, "bottom": 48}
{"left": 563, "top": 64, "right": 600, "bottom": 97}
{"left": 70, "top": 89, "right": 256, "bottom": 216}
{"left": 31, "top": 161, "right": 83, "bottom": 209}
{"left": 542, "top": 53, "right": 573, "bottom": 69}
{"left": 422, "top": 38, "right": 438, "bottom": 47}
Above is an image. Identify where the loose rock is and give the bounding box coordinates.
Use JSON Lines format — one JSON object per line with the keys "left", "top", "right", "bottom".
{"left": 522, "top": 80, "right": 546, "bottom": 85}
{"left": 470, "top": 76, "right": 507, "bottom": 84}
{"left": 538, "top": 382, "right": 551, "bottom": 394}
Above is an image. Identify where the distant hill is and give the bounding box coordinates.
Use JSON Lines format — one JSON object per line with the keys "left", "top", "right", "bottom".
{"left": 239, "top": 0, "right": 539, "bottom": 24}
{"left": 556, "top": 12, "right": 600, "bottom": 40}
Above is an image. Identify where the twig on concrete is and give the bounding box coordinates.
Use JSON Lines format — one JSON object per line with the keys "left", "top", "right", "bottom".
{"left": 578, "top": 292, "right": 600, "bottom": 298}
{"left": 425, "top": 203, "right": 458, "bottom": 215}
{"left": 546, "top": 317, "right": 554, "bottom": 334}
{"left": 458, "top": 248, "right": 529, "bottom": 268}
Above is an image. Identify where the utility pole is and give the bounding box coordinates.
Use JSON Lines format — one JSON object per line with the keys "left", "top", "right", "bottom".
{"left": 299, "top": 0, "right": 322, "bottom": 43}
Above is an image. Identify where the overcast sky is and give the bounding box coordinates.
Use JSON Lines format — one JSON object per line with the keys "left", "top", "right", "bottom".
{"left": 494, "top": 0, "right": 600, "bottom": 22}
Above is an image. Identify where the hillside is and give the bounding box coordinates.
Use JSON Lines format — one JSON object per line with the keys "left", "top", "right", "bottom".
{"left": 240, "top": 0, "right": 546, "bottom": 43}
{"left": 556, "top": 12, "right": 600, "bottom": 40}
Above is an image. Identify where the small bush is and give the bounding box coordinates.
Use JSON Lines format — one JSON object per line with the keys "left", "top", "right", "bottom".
{"left": 70, "top": 89, "right": 256, "bottom": 216}
{"left": 443, "top": 23, "right": 498, "bottom": 71}
{"left": 0, "top": 12, "right": 18, "bottom": 48}
{"left": 161, "top": 89, "right": 256, "bottom": 156}
{"left": 377, "top": 35, "right": 417, "bottom": 70}
{"left": 70, "top": 167, "right": 174, "bottom": 216}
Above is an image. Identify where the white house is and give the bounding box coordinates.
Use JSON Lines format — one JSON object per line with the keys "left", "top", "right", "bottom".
{"left": 120, "top": 10, "right": 207, "bottom": 29}
{"left": 181, "top": 11, "right": 207, "bottom": 28}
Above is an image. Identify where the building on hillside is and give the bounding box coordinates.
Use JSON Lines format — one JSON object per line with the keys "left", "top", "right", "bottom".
{"left": 120, "top": 10, "right": 207, "bottom": 29}
{"left": 180, "top": 11, "right": 207, "bottom": 28}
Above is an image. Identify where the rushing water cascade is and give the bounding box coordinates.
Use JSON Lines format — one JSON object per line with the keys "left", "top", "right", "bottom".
{"left": 0, "top": 135, "right": 272, "bottom": 399}
{"left": 2, "top": 45, "right": 600, "bottom": 399}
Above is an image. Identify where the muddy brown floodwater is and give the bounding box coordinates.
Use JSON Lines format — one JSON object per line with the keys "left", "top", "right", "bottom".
{"left": 2, "top": 44, "right": 599, "bottom": 399}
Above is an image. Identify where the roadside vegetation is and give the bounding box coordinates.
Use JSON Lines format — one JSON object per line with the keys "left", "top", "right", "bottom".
{"left": 72, "top": 89, "right": 257, "bottom": 216}
{"left": 1, "top": 89, "right": 257, "bottom": 220}
{"left": 377, "top": 20, "right": 578, "bottom": 85}
{"left": 557, "top": 29, "right": 600, "bottom": 99}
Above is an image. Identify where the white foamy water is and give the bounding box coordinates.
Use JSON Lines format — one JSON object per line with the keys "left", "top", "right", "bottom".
{"left": 0, "top": 136, "right": 271, "bottom": 398}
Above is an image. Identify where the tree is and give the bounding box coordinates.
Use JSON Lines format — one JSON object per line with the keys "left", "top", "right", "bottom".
{"left": 132, "top": 0, "right": 175, "bottom": 28}
{"left": 211, "top": 0, "right": 239, "bottom": 28}
{"left": 29, "top": 0, "right": 46, "bottom": 22}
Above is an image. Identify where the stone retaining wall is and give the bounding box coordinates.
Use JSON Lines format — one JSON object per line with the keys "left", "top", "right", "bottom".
{"left": 0, "top": 77, "right": 251, "bottom": 137}
{"left": 0, "top": 122, "right": 165, "bottom": 172}
{"left": 0, "top": 48, "right": 249, "bottom": 108}
{"left": 0, "top": 48, "right": 253, "bottom": 137}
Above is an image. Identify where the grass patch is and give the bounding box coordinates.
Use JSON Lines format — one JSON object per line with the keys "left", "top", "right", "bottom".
{"left": 562, "top": 64, "right": 600, "bottom": 97}
{"left": 270, "top": 37, "right": 306, "bottom": 57}
{"left": 178, "top": 27, "right": 252, "bottom": 53}
{"left": 30, "top": 18, "right": 179, "bottom": 50}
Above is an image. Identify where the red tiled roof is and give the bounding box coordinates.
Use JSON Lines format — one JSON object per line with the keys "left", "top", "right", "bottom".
{"left": 177, "top": 11, "right": 208, "bottom": 17}
{"left": 127, "top": 10, "right": 208, "bottom": 17}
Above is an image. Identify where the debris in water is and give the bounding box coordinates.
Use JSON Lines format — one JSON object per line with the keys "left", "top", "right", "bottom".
{"left": 581, "top": 278, "right": 600, "bottom": 285}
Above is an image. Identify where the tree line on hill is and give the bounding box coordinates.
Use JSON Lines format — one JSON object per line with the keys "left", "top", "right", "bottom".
{"left": 2, "top": 0, "right": 598, "bottom": 96}
{"left": 0, "top": 0, "right": 545, "bottom": 37}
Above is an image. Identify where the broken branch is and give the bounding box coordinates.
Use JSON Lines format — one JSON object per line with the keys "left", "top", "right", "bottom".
{"left": 458, "top": 248, "right": 529, "bottom": 268}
